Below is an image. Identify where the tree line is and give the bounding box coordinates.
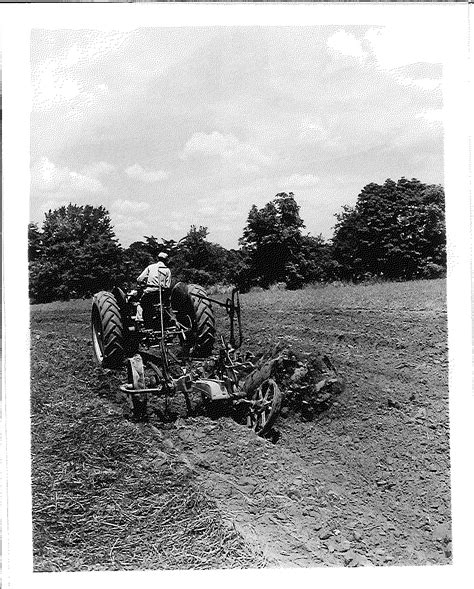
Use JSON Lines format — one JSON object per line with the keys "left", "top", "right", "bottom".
{"left": 29, "top": 177, "right": 446, "bottom": 303}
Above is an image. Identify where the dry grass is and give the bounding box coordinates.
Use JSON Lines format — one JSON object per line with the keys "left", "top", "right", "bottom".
{"left": 31, "top": 319, "right": 266, "bottom": 571}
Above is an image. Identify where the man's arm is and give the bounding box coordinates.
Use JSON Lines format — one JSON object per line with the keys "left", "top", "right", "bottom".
{"left": 137, "top": 267, "right": 149, "bottom": 285}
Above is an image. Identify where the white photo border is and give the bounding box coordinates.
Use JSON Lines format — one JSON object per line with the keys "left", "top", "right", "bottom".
{"left": 2, "top": 2, "right": 472, "bottom": 588}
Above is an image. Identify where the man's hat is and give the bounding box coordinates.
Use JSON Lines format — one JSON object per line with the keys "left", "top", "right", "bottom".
{"left": 158, "top": 251, "right": 169, "bottom": 260}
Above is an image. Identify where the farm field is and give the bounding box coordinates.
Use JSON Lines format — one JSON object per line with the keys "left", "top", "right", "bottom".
{"left": 30, "top": 279, "right": 450, "bottom": 570}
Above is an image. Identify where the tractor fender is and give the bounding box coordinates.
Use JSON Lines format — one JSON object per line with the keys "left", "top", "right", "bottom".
{"left": 170, "top": 281, "right": 191, "bottom": 313}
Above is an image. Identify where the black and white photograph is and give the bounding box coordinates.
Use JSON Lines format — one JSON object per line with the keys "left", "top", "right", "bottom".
{"left": 1, "top": 2, "right": 472, "bottom": 587}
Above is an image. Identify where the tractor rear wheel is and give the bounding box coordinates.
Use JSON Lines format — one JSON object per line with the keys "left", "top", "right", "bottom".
{"left": 187, "top": 284, "right": 216, "bottom": 357}
{"left": 91, "top": 291, "right": 125, "bottom": 368}
{"left": 171, "top": 282, "right": 216, "bottom": 357}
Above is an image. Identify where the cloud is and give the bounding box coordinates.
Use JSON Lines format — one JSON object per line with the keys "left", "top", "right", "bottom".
{"left": 112, "top": 199, "right": 151, "bottom": 213}
{"left": 397, "top": 77, "right": 442, "bottom": 91}
{"left": 113, "top": 214, "right": 150, "bottom": 238}
{"left": 181, "top": 132, "right": 238, "bottom": 158}
{"left": 63, "top": 34, "right": 131, "bottom": 68}
{"left": 32, "top": 31, "right": 129, "bottom": 111}
{"left": 31, "top": 157, "right": 105, "bottom": 194}
{"left": 198, "top": 205, "right": 218, "bottom": 216}
{"left": 364, "top": 27, "right": 446, "bottom": 71}
{"left": 68, "top": 171, "right": 104, "bottom": 193}
{"left": 82, "top": 161, "right": 116, "bottom": 178}
{"left": 376, "top": 63, "right": 442, "bottom": 93}
{"left": 298, "top": 116, "right": 330, "bottom": 144}
{"left": 327, "top": 30, "right": 367, "bottom": 60}
{"left": 169, "top": 221, "right": 191, "bottom": 233}
{"left": 280, "top": 174, "right": 320, "bottom": 188}
{"left": 125, "top": 164, "right": 169, "bottom": 183}
{"left": 33, "top": 63, "right": 109, "bottom": 113}
{"left": 33, "top": 59, "right": 82, "bottom": 109}
{"left": 180, "top": 131, "right": 271, "bottom": 173}
{"left": 416, "top": 109, "right": 443, "bottom": 123}
{"left": 31, "top": 157, "right": 69, "bottom": 193}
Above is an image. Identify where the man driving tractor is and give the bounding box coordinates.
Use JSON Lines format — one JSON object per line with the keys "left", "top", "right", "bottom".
{"left": 136, "top": 251, "right": 172, "bottom": 324}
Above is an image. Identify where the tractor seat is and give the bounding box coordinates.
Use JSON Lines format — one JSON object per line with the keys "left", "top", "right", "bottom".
{"left": 141, "top": 288, "right": 172, "bottom": 325}
{"left": 142, "top": 287, "right": 171, "bottom": 307}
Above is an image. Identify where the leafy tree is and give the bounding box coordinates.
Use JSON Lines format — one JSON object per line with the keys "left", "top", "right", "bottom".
{"left": 123, "top": 225, "right": 235, "bottom": 288}
{"left": 332, "top": 178, "right": 446, "bottom": 280}
{"left": 239, "top": 192, "right": 305, "bottom": 288}
{"left": 29, "top": 204, "right": 124, "bottom": 302}
{"left": 298, "top": 235, "right": 339, "bottom": 284}
{"left": 172, "top": 225, "right": 231, "bottom": 286}
{"left": 123, "top": 240, "right": 155, "bottom": 286}
{"left": 29, "top": 260, "right": 64, "bottom": 303}
{"left": 143, "top": 235, "right": 167, "bottom": 258}
{"left": 28, "top": 222, "right": 43, "bottom": 262}
{"left": 224, "top": 248, "right": 250, "bottom": 289}
{"left": 122, "top": 235, "right": 179, "bottom": 285}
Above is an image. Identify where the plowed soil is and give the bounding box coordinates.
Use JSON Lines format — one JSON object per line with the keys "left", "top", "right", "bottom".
{"left": 30, "top": 279, "right": 451, "bottom": 569}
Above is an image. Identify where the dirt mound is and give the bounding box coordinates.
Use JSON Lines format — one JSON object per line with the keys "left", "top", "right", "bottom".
{"left": 264, "top": 346, "right": 347, "bottom": 419}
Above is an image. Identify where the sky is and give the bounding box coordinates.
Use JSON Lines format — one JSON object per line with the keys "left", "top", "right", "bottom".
{"left": 30, "top": 25, "right": 444, "bottom": 249}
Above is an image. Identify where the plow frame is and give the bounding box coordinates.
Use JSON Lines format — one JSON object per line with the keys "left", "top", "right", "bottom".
{"left": 119, "top": 328, "right": 283, "bottom": 436}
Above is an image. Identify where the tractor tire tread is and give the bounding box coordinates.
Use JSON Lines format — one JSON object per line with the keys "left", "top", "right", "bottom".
{"left": 92, "top": 291, "right": 124, "bottom": 368}
{"left": 188, "top": 284, "right": 216, "bottom": 357}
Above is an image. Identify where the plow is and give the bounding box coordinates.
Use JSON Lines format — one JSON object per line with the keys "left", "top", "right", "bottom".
{"left": 91, "top": 281, "right": 344, "bottom": 438}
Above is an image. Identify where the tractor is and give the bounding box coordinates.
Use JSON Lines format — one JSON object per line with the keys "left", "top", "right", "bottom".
{"left": 91, "top": 281, "right": 217, "bottom": 368}
{"left": 91, "top": 282, "right": 284, "bottom": 437}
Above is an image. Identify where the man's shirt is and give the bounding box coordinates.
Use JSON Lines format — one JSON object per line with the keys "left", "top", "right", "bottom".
{"left": 137, "top": 261, "right": 172, "bottom": 290}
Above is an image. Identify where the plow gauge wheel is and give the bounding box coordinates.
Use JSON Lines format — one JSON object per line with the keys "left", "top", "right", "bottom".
{"left": 247, "top": 378, "right": 283, "bottom": 437}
